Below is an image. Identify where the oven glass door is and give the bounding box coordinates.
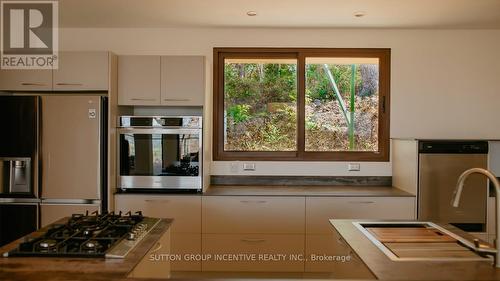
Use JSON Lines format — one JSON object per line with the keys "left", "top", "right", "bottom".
{"left": 120, "top": 131, "right": 200, "bottom": 181}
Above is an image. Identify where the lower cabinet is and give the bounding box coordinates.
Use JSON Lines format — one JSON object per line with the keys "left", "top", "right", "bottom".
{"left": 115, "top": 194, "right": 202, "bottom": 271}
{"left": 202, "top": 234, "right": 305, "bottom": 272}
{"left": 115, "top": 193, "right": 414, "bottom": 276}
{"left": 305, "top": 234, "right": 375, "bottom": 279}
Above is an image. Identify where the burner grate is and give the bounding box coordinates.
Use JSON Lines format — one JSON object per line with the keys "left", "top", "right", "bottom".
{"left": 7, "top": 211, "right": 145, "bottom": 258}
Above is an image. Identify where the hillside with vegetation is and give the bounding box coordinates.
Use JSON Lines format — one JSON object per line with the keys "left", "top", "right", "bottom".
{"left": 223, "top": 61, "right": 379, "bottom": 152}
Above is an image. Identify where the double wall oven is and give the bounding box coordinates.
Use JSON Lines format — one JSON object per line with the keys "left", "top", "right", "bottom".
{"left": 118, "top": 116, "right": 202, "bottom": 193}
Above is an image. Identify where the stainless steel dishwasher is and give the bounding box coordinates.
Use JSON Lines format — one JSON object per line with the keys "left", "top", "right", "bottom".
{"left": 418, "top": 141, "right": 488, "bottom": 232}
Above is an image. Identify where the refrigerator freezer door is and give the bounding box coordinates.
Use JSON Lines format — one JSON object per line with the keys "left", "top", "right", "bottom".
{"left": 0, "top": 203, "right": 38, "bottom": 247}
{"left": 0, "top": 96, "right": 37, "bottom": 157}
{"left": 41, "top": 96, "right": 101, "bottom": 200}
{"left": 40, "top": 203, "right": 99, "bottom": 227}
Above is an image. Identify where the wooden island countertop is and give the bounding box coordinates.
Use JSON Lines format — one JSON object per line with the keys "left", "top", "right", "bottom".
{"left": 0, "top": 218, "right": 172, "bottom": 281}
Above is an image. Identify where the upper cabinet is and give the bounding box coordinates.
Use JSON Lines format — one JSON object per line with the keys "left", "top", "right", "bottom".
{"left": 118, "top": 56, "right": 161, "bottom": 106}
{"left": 53, "top": 52, "right": 109, "bottom": 91}
{"left": 117, "top": 55, "right": 205, "bottom": 106}
{"left": 0, "top": 51, "right": 110, "bottom": 91}
{"left": 161, "top": 56, "right": 205, "bottom": 106}
{"left": 0, "top": 69, "right": 52, "bottom": 91}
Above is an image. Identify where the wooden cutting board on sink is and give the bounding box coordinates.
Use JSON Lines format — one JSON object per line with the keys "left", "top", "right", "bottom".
{"left": 366, "top": 227, "right": 457, "bottom": 243}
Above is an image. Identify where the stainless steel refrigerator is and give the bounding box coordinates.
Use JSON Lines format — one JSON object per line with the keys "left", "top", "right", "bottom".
{"left": 39, "top": 95, "right": 107, "bottom": 226}
{"left": 0, "top": 94, "right": 107, "bottom": 245}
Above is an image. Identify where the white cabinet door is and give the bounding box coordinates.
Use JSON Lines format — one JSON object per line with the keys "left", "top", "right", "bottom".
{"left": 306, "top": 197, "right": 416, "bottom": 234}
{"left": 53, "top": 52, "right": 109, "bottom": 91}
{"left": 161, "top": 56, "right": 205, "bottom": 106}
{"left": 202, "top": 196, "right": 305, "bottom": 234}
{"left": 202, "top": 234, "right": 305, "bottom": 272}
{"left": 118, "top": 56, "right": 161, "bottom": 105}
{"left": 114, "top": 195, "right": 201, "bottom": 233}
{"left": 0, "top": 69, "right": 52, "bottom": 91}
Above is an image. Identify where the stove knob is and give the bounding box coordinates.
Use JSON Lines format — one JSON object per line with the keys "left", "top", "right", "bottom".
{"left": 127, "top": 232, "right": 136, "bottom": 240}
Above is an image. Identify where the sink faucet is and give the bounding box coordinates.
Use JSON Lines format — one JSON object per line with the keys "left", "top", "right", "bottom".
{"left": 452, "top": 168, "right": 500, "bottom": 268}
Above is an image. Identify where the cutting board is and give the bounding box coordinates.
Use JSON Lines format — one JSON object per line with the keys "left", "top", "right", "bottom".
{"left": 366, "top": 227, "right": 457, "bottom": 243}
{"left": 385, "top": 242, "right": 480, "bottom": 258}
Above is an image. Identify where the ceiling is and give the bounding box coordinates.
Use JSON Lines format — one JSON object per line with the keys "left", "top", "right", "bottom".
{"left": 58, "top": 0, "right": 500, "bottom": 29}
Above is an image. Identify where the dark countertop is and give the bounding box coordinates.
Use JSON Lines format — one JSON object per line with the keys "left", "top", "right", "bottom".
{"left": 0, "top": 218, "right": 172, "bottom": 281}
{"left": 204, "top": 185, "right": 415, "bottom": 197}
{"left": 331, "top": 219, "right": 500, "bottom": 280}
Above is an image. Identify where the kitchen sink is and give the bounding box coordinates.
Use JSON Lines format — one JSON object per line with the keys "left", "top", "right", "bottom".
{"left": 352, "top": 221, "right": 494, "bottom": 262}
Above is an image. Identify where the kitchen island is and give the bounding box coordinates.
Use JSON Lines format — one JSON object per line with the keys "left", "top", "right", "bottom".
{"left": 330, "top": 220, "right": 500, "bottom": 280}
{"left": 0, "top": 218, "right": 172, "bottom": 281}
{"left": 2, "top": 218, "right": 500, "bottom": 281}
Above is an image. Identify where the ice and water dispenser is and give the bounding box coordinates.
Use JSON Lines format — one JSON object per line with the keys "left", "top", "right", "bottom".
{"left": 0, "top": 158, "right": 32, "bottom": 195}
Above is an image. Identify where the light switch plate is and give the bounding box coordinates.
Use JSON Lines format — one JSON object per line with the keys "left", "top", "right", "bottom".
{"left": 243, "top": 163, "right": 256, "bottom": 171}
{"left": 348, "top": 163, "right": 361, "bottom": 171}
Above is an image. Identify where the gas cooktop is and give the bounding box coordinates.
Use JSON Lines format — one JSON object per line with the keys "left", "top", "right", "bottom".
{"left": 3, "top": 211, "right": 160, "bottom": 258}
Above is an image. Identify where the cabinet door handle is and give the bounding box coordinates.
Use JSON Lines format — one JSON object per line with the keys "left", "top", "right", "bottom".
{"left": 131, "top": 98, "right": 157, "bottom": 101}
{"left": 239, "top": 200, "right": 267, "bottom": 204}
{"left": 163, "top": 98, "right": 191, "bottom": 102}
{"left": 145, "top": 199, "right": 170, "bottom": 203}
{"left": 21, "top": 82, "right": 46, "bottom": 86}
{"left": 348, "top": 201, "right": 375, "bottom": 204}
{"left": 55, "top": 82, "right": 84, "bottom": 86}
{"left": 241, "top": 238, "right": 266, "bottom": 243}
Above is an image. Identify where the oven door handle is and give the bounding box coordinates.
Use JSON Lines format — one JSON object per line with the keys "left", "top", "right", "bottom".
{"left": 117, "top": 128, "right": 201, "bottom": 135}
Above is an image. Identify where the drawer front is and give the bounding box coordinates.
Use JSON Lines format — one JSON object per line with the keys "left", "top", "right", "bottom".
{"left": 171, "top": 233, "right": 201, "bottom": 271}
{"left": 115, "top": 195, "right": 201, "bottom": 233}
{"left": 202, "top": 234, "right": 304, "bottom": 272}
{"left": 305, "top": 234, "right": 375, "bottom": 278}
{"left": 306, "top": 197, "right": 416, "bottom": 234}
{"left": 202, "top": 196, "right": 305, "bottom": 234}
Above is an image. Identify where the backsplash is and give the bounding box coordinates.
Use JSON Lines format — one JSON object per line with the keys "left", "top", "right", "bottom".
{"left": 210, "top": 175, "right": 392, "bottom": 186}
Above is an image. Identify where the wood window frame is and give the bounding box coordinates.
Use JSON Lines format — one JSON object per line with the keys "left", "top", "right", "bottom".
{"left": 213, "top": 47, "right": 391, "bottom": 162}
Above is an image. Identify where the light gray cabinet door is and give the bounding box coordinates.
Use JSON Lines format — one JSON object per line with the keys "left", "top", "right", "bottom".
{"left": 53, "top": 51, "right": 109, "bottom": 91}
{"left": 118, "top": 56, "right": 161, "bottom": 105}
{"left": 161, "top": 56, "right": 205, "bottom": 106}
{"left": 0, "top": 69, "right": 52, "bottom": 91}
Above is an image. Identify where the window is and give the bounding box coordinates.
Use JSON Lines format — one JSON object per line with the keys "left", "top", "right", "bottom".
{"left": 213, "top": 48, "right": 390, "bottom": 161}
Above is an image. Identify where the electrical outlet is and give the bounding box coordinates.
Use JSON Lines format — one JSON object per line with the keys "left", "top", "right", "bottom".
{"left": 243, "top": 163, "right": 256, "bottom": 171}
{"left": 348, "top": 163, "right": 361, "bottom": 171}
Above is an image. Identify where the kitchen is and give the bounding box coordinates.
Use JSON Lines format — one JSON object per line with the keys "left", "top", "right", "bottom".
{"left": 1, "top": 0, "right": 500, "bottom": 280}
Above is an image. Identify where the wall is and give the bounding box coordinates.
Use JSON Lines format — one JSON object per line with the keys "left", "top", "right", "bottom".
{"left": 59, "top": 27, "right": 500, "bottom": 176}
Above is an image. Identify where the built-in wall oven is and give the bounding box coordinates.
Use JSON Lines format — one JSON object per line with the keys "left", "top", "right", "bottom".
{"left": 118, "top": 116, "right": 202, "bottom": 193}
